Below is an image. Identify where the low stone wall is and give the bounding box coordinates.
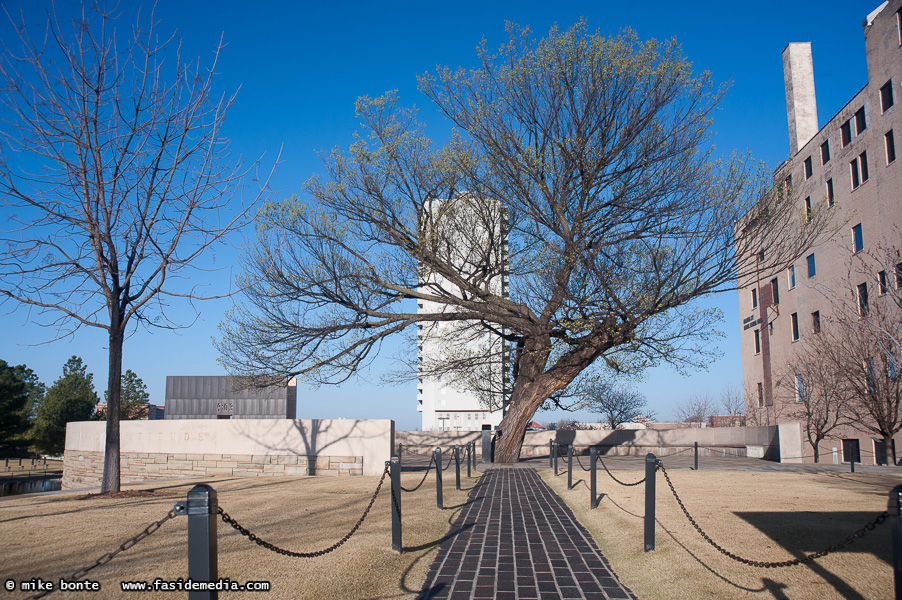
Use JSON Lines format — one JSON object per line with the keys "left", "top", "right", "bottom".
{"left": 519, "top": 425, "right": 782, "bottom": 460}
{"left": 63, "top": 418, "right": 392, "bottom": 488}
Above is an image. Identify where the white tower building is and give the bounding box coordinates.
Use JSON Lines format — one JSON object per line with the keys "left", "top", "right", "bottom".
{"left": 416, "top": 195, "right": 509, "bottom": 431}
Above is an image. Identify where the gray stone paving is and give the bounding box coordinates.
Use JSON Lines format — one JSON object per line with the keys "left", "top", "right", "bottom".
{"left": 417, "top": 468, "right": 636, "bottom": 600}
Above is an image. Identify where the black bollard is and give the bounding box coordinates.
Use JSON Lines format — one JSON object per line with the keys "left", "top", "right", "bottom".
{"left": 549, "top": 440, "right": 554, "bottom": 468}
{"left": 567, "top": 445, "right": 574, "bottom": 490}
{"left": 554, "top": 442, "right": 560, "bottom": 476}
{"left": 185, "top": 484, "right": 218, "bottom": 599}
{"left": 644, "top": 453, "right": 657, "bottom": 552}
{"left": 454, "top": 445, "right": 461, "bottom": 490}
{"left": 889, "top": 485, "right": 902, "bottom": 599}
{"left": 390, "top": 457, "right": 401, "bottom": 553}
{"left": 482, "top": 431, "right": 493, "bottom": 464}
{"left": 590, "top": 447, "right": 598, "bottom": 509}
{"left": 694, "top": 441, "right": 699, "bottom": 471}
{"left": 434, "top": 448, "right": 443, "bottom": 509}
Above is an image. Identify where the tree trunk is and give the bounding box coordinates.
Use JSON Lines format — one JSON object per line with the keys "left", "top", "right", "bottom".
{"left": 494, "top": 389, "right": 547, "bottom": 463}
{"left": 101, "top": 324, "right": 124, "bottom": 493}
{"left": 884, "top": 434, "right": 895, "bottom": 466}
{"left": 812, "top": 440, "right": 819, "bottom": 463}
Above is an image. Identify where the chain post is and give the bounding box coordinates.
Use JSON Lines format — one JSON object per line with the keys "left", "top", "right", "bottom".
{"left": 567, "top": 445, "right": 574, "bottom": 490}
{"left": 434, "top": 448, "right": 443, "bottom": 509}
{"left": 549, "top": 440, "right": 554, "bottom": 468}
{"left": 644, "top": 453, "right": 657, "bottom": 552}
{"left": 554, "top": 442, "right": 559, "bottom": 476}
{"left": 390, "top": 457, "right": 401, "bottom": 553}
{"left": 590, "top": 447, "right": 598, "bottom": 509}
{"left": 467, "top": 442, "right": 472, "bottom": 478}
{"left": 890, "top": 485, "right": 902, "bottom": 599}
{"left": 185, "top": 484, "right": 218, "bottom": 599}
{"left": 454, "top": 446, "right": 461, "bottom": 490}
{"left": 694, "top": 442, "right": 699, "bottom": 471}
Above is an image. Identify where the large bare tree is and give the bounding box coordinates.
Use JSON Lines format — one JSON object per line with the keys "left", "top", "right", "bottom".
{"left": 0, "top": 3, "right": 275, "bottom": 491}
{"left": 219, "top": 23, "right": 821, "bottom": 462}
{"left": 780, "top": 337, "right": 852, "bottom": 462}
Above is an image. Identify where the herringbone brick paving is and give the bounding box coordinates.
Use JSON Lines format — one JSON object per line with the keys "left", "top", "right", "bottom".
{"left": 418, "top": 468, "right": 636, "bottom": 600}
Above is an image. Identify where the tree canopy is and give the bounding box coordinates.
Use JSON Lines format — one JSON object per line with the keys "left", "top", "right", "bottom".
{"left": 219, "top": 23, "right": 821, "bottom": 461}
{"left": 32, "top": 356, "right": 98, "bottom": 456}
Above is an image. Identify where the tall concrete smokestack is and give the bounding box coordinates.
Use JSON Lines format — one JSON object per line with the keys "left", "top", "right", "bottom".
{"left": 782, "top": 43, "right": 818, "bottom": 156}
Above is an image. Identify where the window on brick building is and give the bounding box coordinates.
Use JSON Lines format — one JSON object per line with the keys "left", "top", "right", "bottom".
{"left": 807, "top": 254, "right": 816, "bottom": 278}
{"left": 855, "top": 107, "right": 867, "bottom": 134}
{"left": 754, "top": 329, "right": 761, "bottom": 354}
{"left": 752, "top": 288, "right": 757, "bottom": 308}
{"left": 771, "top": 278, "right": 779, "bottom": 304}
{"left": 757, "top": 382, "right": 764, "bottom": 408}
{"left": 858, "top": 282, "right": 869, "bottom": 317}
{"left": 804, "top": 156, "right": 813, "bottom": 179}
{"left": 841, "top": 120, "right": 852, "bottom": 147}
{"left": 795, "top": 375, "right": 804, "bottom": 403}
{"left": 851, "top": 151, "right": 869, "bottom": 189}
{"left": 788, "top": 265, "right": 795, "bottom": 289}
{"left": 881, "top": 80, "right": 895, "bottom": 113}
{"left": 826, "top": 178, "right": 834, "bottom": 206}
{"left": 852, "top": 223, "right": 863, "bottom": 253}
{"left": 791, "top": 312, "right": 799, "bottom": 341}
{"left": 821, "top": 140, "right": 831, "bottom": 164}
{"left": 811, "top": 311, "right": 821, "bottom": 334}
{"left": 879, "top": 270, "right": 888, "bottom": 295}
{"left": 887, "top": 130, "right": 896, "bottom": 164}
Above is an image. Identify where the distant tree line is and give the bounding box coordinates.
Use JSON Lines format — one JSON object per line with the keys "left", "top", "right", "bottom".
{"left": 0, "top": 358, "right": 151, "bottom": 456}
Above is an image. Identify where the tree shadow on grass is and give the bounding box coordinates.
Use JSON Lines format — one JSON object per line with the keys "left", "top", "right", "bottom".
{"left": 735, "top": 511, "right": 888, "bottom": 600}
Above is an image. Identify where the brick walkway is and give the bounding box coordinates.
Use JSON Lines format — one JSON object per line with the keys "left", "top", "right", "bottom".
{"left": 417, "top": 468, "right": 636, "bottom": 600}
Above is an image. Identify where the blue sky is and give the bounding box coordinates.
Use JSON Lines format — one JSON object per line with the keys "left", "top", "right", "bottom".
{"left": 0, "top": 0, "right": 878, "bottom": 428}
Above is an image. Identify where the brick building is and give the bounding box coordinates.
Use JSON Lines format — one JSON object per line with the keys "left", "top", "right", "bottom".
{"left": 738, "top": 0, "right": 902, "bottom": 463}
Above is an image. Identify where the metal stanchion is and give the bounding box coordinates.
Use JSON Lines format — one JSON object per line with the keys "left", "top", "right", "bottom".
{"left": 590, "top": 447, "right": 598, "bottom": 509}
{"left": 454, "top": 445, "right": 461, "bottom": 490}
{"left": 694, "top": 441, "right": 699, "bottom": 471}
{"left": 889, "top": 485, "right": 902, "bottom": 599}
{"left": 644, "top": 453, "right": 657, "bottom": 552}
{"left": 185, "top": 484, "right": 218, "bottom": 599}
{"left": 467, "top": 442, "right": 472, "bottom": 478}
{"left": 390, "top": 457, "right": 401, "bottom": 553}
{"left": 567, "top": 445, "right": 574, "bottom": 490}
{"left": 549, "top": 440, "right": 554, "bottom": 468}
{"left": 554, "top": 442, "right": 559, "bottom": 476}
{"left": 434, "top": 448, "right": 443, "bottom": 509}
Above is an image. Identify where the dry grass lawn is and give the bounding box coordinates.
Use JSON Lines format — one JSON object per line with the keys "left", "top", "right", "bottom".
{"left": 544, "top": 466, "right": 897, "bottom": 600}
{"left": 0, "top": 469, "right": 477, "bottom": 599}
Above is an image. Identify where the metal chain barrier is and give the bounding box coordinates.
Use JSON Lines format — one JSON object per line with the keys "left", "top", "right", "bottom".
{"left": 598, "top": 456, "right": 647, "bottom": 486}
{"left": 658, "top": 462, "right": 889, "bottom": 567}
{"left": 29, "top": 509, "right": 177, "bottom": 599}
{"left": 441, "top": 454, "right": 454, "bottom": 471}
{"left": 400, "top": 454, "right": 435, "bottom": 492}
{"left": 575, "top": 453, "right": 593, "bottom": 472}
{"left": 218, "top": 464, "right": 389, "bottom": 558}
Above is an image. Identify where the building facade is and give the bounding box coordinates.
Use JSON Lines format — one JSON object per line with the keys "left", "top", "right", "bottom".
{"left": 164, "top": 376, "right": 297, "bottom": 419}
{"left": 417, "top": 195, "right": 509, "bottom": 431}
{"left": 738, "top": 0, "right": 902, "bottom": 463}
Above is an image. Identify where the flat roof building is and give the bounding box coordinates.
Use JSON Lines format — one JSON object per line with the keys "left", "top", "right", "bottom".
{"left": 417, "top": 195, "right": 508, "bottom": 431}
{"left": 164, "top": 376, "right": 297, "bottom": 420}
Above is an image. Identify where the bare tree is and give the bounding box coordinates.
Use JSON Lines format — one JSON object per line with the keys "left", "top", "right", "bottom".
{"left": 218, "top": 23, "right": 822, "bottom": 462}
{"left": 674, "top": 393, "right": 715, "bottom": 426}
{"left": 719, "top": 383, "right": 745, "bottom": 422}
{"left": 779, "top": 335, "right": 852, "bottom": 462}
{"left": 0, "top": 4, "right": 275, "bottom": 491}
{"left": 586, "top": 384, "right": 653, "bottom": 430}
